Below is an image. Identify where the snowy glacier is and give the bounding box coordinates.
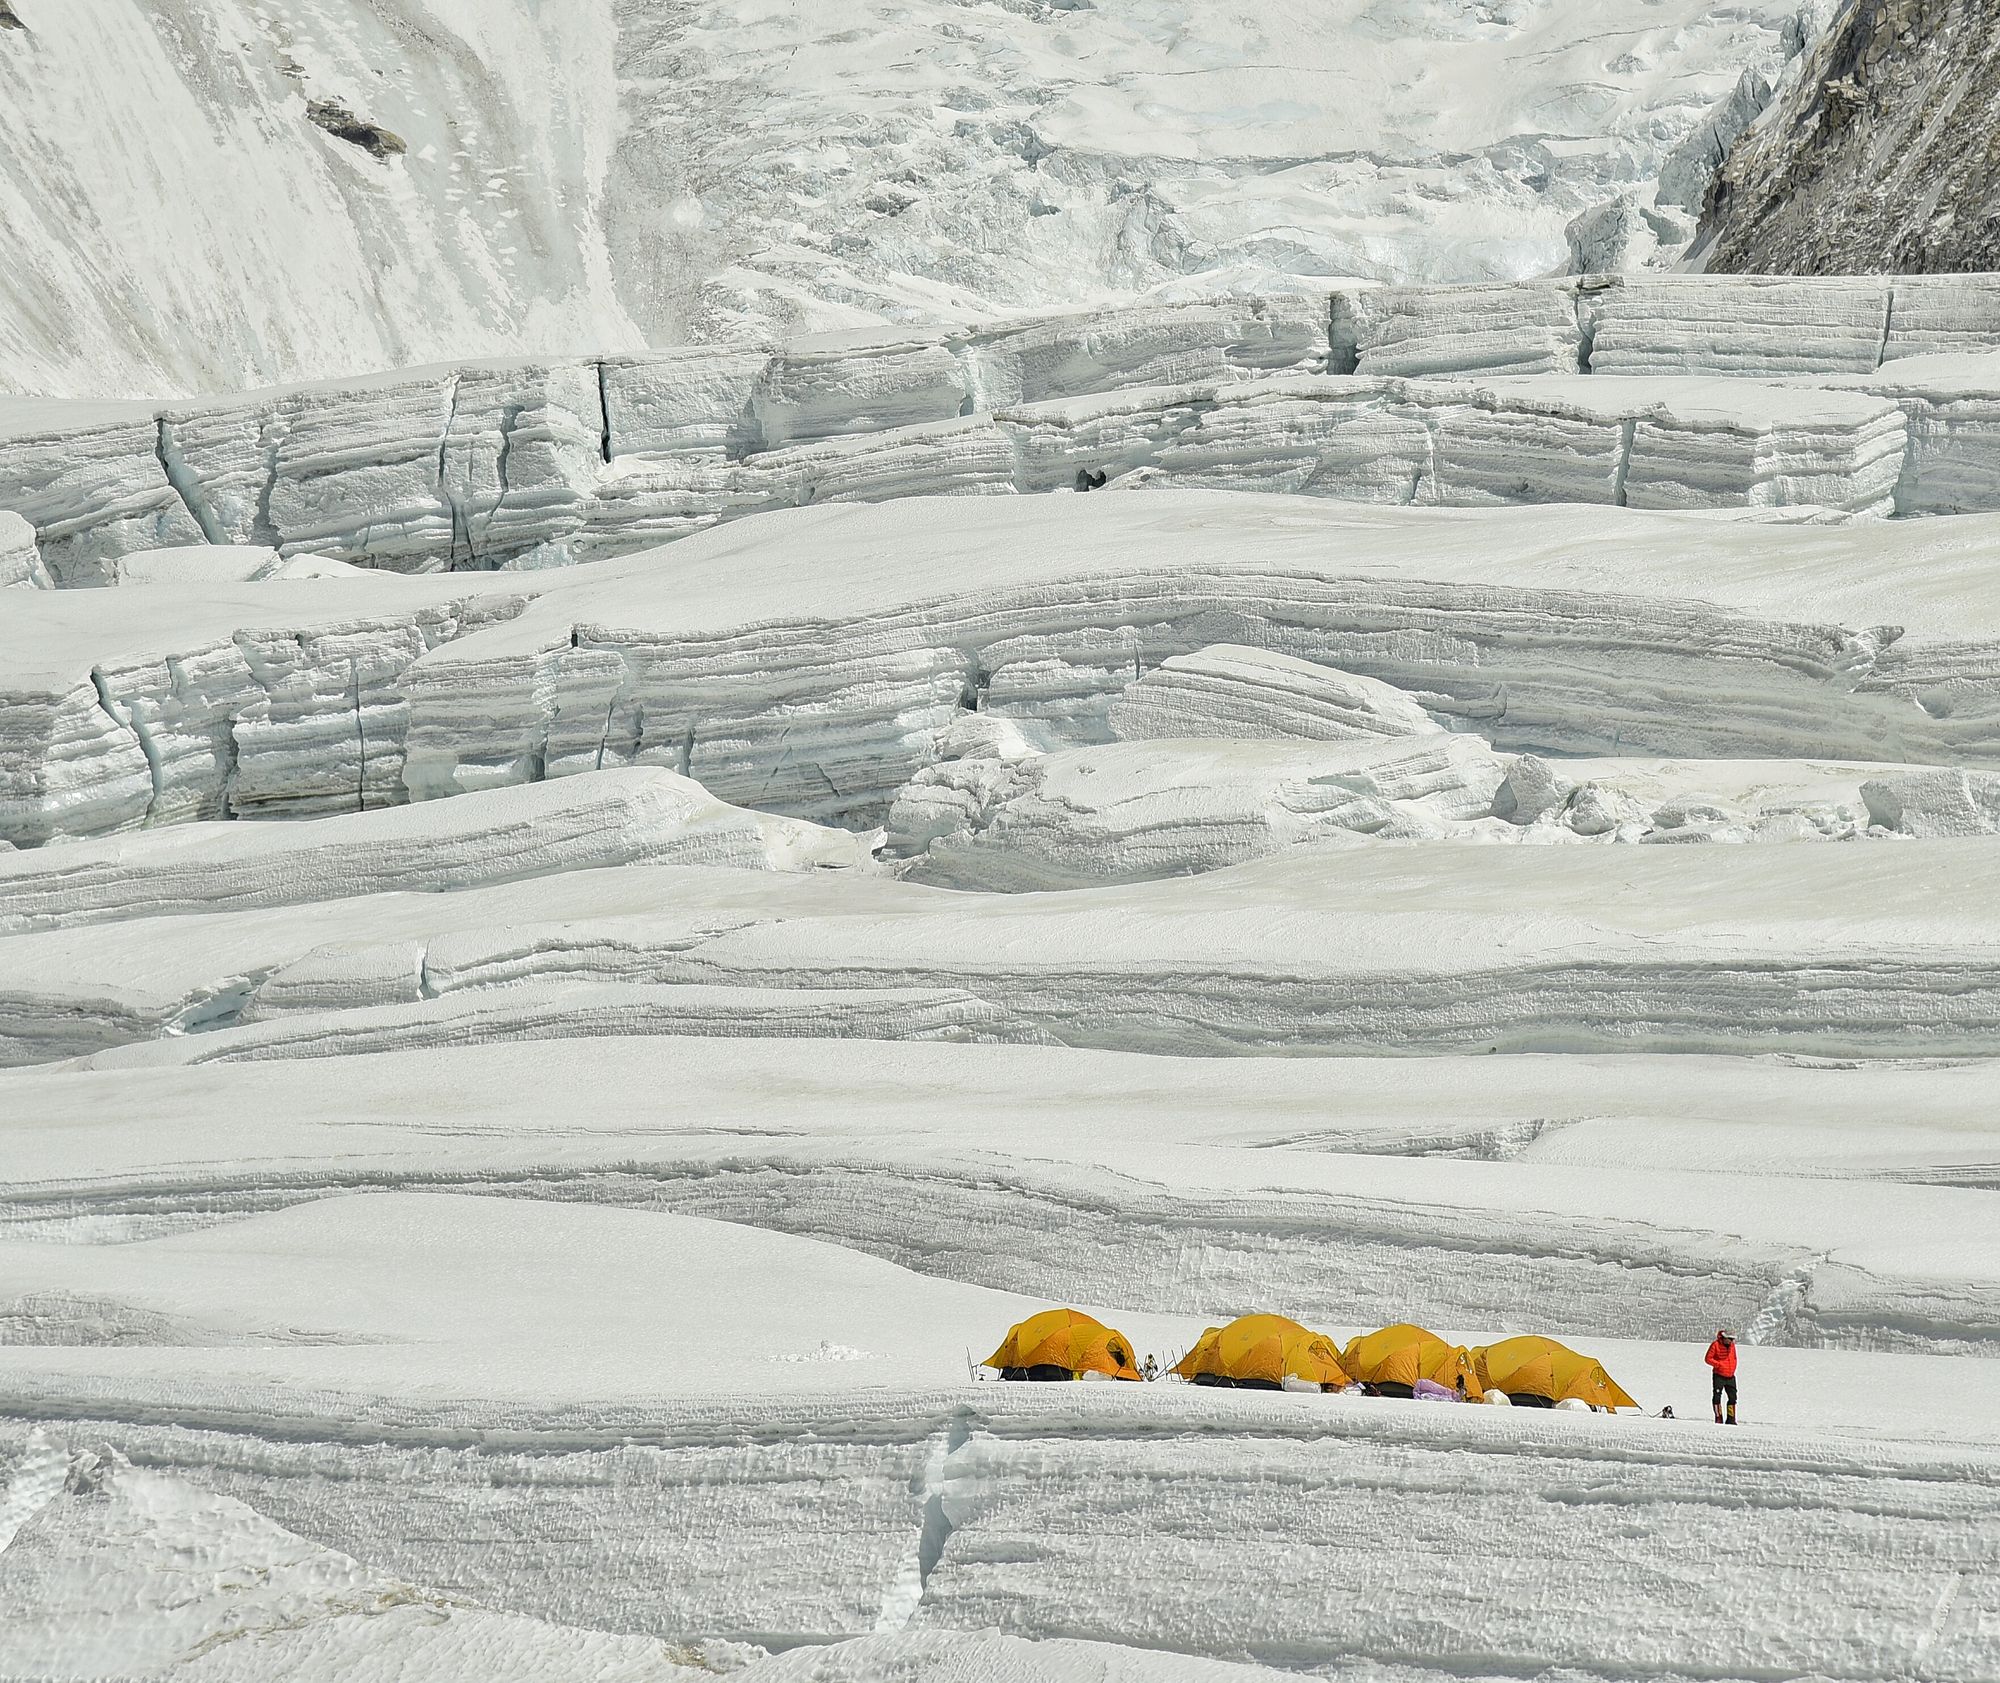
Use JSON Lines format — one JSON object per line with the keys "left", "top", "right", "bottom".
{"left": 0, "top": 1, "right": 1823, "bottom": 397}
{"left": 7, "top": 5, "right": 2000, "bottom": 1681}
{"left": 3, "top": 485, "right": 1998, "bottom": 1683}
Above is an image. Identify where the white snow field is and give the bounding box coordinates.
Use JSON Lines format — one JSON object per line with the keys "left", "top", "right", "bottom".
{"left": 12, "top": 4, "right": 2000, "bottom": 1676}
{"left": 4, "top": 477, "right": 2000, "bottom": 1681}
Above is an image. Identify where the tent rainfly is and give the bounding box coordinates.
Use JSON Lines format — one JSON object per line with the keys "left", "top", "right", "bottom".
{"left": 1342, "top": 1323, "right": 1483, "bottom": 1399}
{"left": 1470, "top": 1335, "right": 1638, "bottom": 1411}
{"left": 1172, "top": 1314, "right": 1350, "bottom": 1392}
{"left": 984, "top": 1308, "right": 1144, "bottom": 1382}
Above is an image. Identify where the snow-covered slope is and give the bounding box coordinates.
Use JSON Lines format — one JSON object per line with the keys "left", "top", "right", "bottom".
{"left": 5, "top": 482, "right": 2000, "bottom": 1679}
{"left": 0, "top": 1, "right": 1821, "bottom": 398}
{"left": 0, "top": 0, "right": 641, "bottom": 401}
{"left": 0, "top": 1440, "right": 708, "bottom": 1682}
{"left": 5, "top": 1038, "right": 1996, "bottom": 1348}
{"left": 0, "top": 770, "right": 870, "bottom": 932}
{"left": 620, "top": 0, "right": 1818, "bottom": 340}
{"left": 24, "top": 837, "right": 2000, "bottom": 1068}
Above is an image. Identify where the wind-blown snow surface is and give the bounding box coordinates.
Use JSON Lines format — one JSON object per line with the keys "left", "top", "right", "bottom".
{"left": 5, "top": 489, "right": 2000, "bottom": 1681}
{"left": 0, "top": 1, "right": 1819, "bottom": 396}
{"left": 0, "top": 0, "right": 640, "bottom": 402}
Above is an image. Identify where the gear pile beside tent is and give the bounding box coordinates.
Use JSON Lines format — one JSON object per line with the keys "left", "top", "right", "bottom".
{"left": 981, "top": 1310, "right": 1640, "bottom": 1412}
{"left": 1343, "top": 1323, "right": 1483, "bottom": 1400}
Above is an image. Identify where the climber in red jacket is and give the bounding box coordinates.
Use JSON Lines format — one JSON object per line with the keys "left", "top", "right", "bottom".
{"left": 1705, "top": 1330, "right": 1738, "bottom": 1424}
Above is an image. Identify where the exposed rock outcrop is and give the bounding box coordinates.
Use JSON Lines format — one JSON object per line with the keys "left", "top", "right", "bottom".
{"left": 1699, "top": 0, "right": 2000, "bottom": 273}
{"left": 304, "top": 98, "right": 406, "bottom": 161}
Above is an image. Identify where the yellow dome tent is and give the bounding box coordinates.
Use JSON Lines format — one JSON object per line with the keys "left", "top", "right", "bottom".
{"left": 1172, "top": 1314, "right": 1351, "bottom": 1391}
{"left": 984, "top": 1308, "right": 1143, "bottom": 1382}
{"left": 1342, "top": 1323, "right": 1483, "bottom": 1399}
{"left": 1471, "top": 1335, "right": 1638, "bottom": 1411}
{"left": 1174, "top": 1325, "right": 1223, "bottom": 1379}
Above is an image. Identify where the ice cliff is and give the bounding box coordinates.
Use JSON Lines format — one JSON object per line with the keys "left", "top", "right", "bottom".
{"left": 17, "top": 275, "right": 2000, "bottom": 589}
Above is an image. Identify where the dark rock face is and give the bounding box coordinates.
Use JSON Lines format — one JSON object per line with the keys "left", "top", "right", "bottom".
{"left": 0, "top": 3, "right": 26, "bottom": 31}
{"left": 305, "top": 98, "right": 407, "bottom": 162}
{"left": 1699, "top": 0, "right": 2000, "bottom": 274}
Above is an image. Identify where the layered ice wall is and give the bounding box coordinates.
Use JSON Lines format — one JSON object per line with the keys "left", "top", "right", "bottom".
{"left": 12, "top": 275, "right": 2000, "bottom": 585}
{"left": 0, "top": 572, "right": 537, "bottom": 844}
{"left": 23, "top": 492, "right": 2000, "bottom": 846}
{"left": 0, "top": 496, "right": 1993, "bottom": 847}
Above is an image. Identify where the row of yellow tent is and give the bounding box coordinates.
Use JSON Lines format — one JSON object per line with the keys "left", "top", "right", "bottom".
{"left": 983, "top": 1309, "right": 1638, "bottom": 1412}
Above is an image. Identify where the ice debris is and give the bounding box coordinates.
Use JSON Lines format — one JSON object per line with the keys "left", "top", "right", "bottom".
{"left": 891, "top": 735, "right": 1509, "bottom": 890}
{"left": 1862, "top": 768, "right": 2000, "bottom": 837}
{"left": 1107, "top": 646, "right": 1442, "bottom": 744}
{"left": 0, "top": 510, "right": 49, "bottom": 590}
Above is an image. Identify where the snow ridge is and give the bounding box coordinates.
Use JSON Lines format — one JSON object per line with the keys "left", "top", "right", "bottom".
{"left": 17, "top": 490, "right": 2000, "bottom": 849}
